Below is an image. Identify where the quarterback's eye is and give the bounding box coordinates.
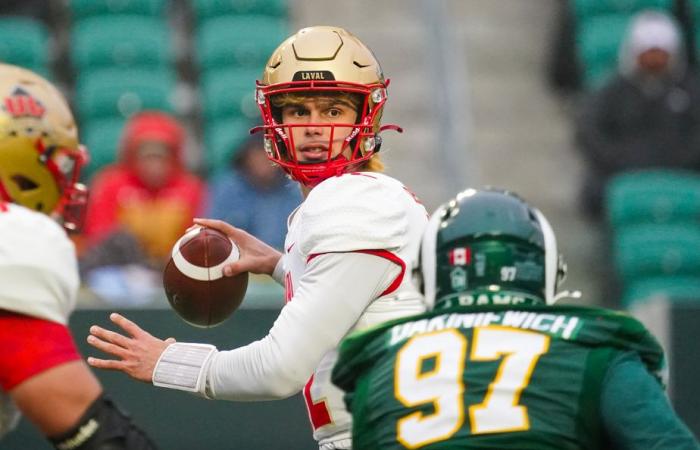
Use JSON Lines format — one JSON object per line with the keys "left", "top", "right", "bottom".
{"left": 283, "top": 106, "right": 308, "bottom": 119}
{"left": 326, "top": 108, "right": 342, "bottom": 118}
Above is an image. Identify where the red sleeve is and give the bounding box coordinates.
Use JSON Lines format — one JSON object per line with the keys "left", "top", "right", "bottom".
{"left": 0, "top": 311, "right": 81, "bottom": 391}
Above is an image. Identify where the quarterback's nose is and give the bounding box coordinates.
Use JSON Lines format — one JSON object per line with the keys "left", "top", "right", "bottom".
{"left": 304, "top": 111, "right": 324, "bottom": 136}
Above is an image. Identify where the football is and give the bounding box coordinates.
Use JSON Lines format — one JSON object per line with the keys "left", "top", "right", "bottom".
{"left": 163, "top": 226, "right": 248, "bottom": 327}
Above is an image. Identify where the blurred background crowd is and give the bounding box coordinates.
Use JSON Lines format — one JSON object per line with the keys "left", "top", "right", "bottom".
{"left": 2, "top": 0, "right": 700, "bottom": 445}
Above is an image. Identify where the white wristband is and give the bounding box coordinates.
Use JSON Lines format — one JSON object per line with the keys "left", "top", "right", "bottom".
{"left": 271, "top": 255, "right": 285, "bottom": 285}
{"left": 152, "top": 343, "right": 217, "bottom": 393}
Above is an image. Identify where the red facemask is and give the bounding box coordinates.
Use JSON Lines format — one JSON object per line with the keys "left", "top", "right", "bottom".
{"left": 253, "top": 79, "right": 401, "bottom": 187}
{"left": 38, "top": 140, "right": 90, "bottom": 232}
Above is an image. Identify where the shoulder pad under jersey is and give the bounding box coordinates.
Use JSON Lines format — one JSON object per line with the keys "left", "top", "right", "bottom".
{"left": 0, "top": 204, "right": 79, "bottom": 324}
{"left": 299, "top": 173, "right": 413, "bottom": 257}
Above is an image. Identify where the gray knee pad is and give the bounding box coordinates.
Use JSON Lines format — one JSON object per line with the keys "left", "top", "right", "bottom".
{"left": 50, "top": 394, "right": 157, "bottom": 450}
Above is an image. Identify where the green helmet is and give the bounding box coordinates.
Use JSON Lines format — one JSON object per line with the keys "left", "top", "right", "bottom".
{"left": 419, "top": 188, "right": 567, "bottom": 309}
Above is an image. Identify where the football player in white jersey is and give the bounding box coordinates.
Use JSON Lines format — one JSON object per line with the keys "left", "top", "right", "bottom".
{"left": 0, "top": 64, "right": 156, "bottom": 449}
{"left": 86, "top": 26, "right": 428, "bottom": 449}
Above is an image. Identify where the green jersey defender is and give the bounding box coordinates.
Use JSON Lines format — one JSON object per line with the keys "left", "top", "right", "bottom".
{"left": 332, "top": 189, "right": 699, "bottom": 449}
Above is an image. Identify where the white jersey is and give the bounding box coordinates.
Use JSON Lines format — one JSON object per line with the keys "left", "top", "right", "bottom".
{"left": 0, "top": 203, "right": 79, "bottom": 439}
{"left": 283, "top": 172, "right": 428, "bottom": 446}
{"left": 154, "top": 172, "right": 428, "bottom": 448}
{"left": 0, "top": 203, "right": 79, "bottom": 325}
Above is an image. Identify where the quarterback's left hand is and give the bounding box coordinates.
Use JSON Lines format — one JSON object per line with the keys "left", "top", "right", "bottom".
{"left": 86, "top": 313, "right": 175, "bottom": 383}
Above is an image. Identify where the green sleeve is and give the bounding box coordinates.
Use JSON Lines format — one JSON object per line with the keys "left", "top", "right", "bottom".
{"left": 601, "top": 351, "right": 699, "bottom": 450}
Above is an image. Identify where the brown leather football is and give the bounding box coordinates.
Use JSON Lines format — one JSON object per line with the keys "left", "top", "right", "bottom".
{"left": 163, "top": 227, "right": 248, "bottom": 327}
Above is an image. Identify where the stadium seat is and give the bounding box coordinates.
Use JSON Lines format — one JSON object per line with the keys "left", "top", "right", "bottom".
{"left": 572, "top": 0, "right": 673, "bottom": 21}
{"left": 75, "top": 68, "right": 176, "bottom": 121}
{"left": 201, "top": 68, "right": 260, "bottom": 121}
{"left": 81, "top": 117, "right": 127, "bottom": 179}
{"left": 205, "top": 118, "right": 253, "bottom": 173}
{"left": 191, "top": 0, "right": 287, "bottom": 22}
{"left": 605, "top": 170, "right": 700, "bottom": 229}
{"left": 0, "top": 17, "right": 49, "bottom": 76}
{"left": 71, "top": 15, "right": 173, "bottom": 71}
{"left": 623, "top": 276, "right": 700, "bottom": 307}
{"left": 576, "top": 14, "right": 631, "bottom": 87}
{"left": 613, "top": 223, "right": 700, "bottom": 285}
{"left": 68, "top": 0, "right": 168, "bottom": 20}
{"left": 196, "top": 15, "right": 288, "bottom": 70}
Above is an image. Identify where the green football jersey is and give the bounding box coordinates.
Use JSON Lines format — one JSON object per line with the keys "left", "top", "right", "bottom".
{"left": 332, "top": 304, "right": 665, "bottom": 450}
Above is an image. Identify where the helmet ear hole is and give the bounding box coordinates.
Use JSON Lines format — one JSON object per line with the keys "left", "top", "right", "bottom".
{"left": 10, "top": 174, "right": 38, "bottom": 191}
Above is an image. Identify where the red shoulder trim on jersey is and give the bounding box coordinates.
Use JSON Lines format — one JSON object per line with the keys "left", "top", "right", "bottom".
{"left": 306, "top": 249, "right": 405, "bottom": 297}
{"left": 0, "top": 311, "right": 81, "bottom": 391}
{"left": 0, "top": 201, "right": 7, "bottom": 212}
{"left": 355, "top": 249, "right": 405, "bottom": 296}
{"left": 347, "top": 172, "right": 377, "bottom": 179}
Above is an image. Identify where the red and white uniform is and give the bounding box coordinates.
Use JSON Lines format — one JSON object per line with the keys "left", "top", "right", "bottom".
{"left": 154, "top": 172, "right": 427, "bottom": 449}
{"left": 0, "top": 203, "right": 81, "bottom": 438}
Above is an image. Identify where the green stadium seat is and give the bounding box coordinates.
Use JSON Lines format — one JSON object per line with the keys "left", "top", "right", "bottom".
{"left": 613, "top": 224, "right": 700, "bottom": 285}
{"left": 572, "top": 0, "right": 673, "bottom": 21}
{"left": 81, "top": 118, "right": 127, "bottom": 179}
{"left": 191, "top": 0, "right": 287, "bottom": 22}
{"left": 623, "top": 276, "right": 700, "bottom": 307}
{"left": 201, "top": 68, "right": 260, "bottom": 121}
{"left": 71, "top": 15, "right": 173, "bottom": 70}
{"left": 605, "top": 170, "right": 700, "bottom": 229}
{"left": 0, "top": 17, "right": 49, "bottom": 76}
{"left": 577, "top": 14, "right": 631, "bottom": 88}
{"left": 196, "top": 15, "right": 288, "bottom": 70}
{"left": 68, "top": 0, "right": 168, "bottom": 20}
{"left": 75, "top": 68, "right": 176, "bottom": 121}
{"left": 205, "top": 118, "right": 253, "bottom": 172}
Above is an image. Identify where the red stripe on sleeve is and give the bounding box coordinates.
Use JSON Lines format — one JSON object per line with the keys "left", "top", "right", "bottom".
{"left": 307, "top": 249, "right": 406, "bottom": 297}
{"left": 0, "top": 311, "right": 81, "bottom": 391}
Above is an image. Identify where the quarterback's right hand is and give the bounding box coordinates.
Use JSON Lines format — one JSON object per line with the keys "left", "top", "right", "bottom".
{"left": 193, "top": 218, "right": 282, "bottom": 277}
{"left": 87, "top": 313, "right": 175, "bottom": 383}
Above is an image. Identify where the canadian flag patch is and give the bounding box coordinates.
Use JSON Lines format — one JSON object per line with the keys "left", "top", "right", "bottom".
{"left": 448, "top": 247, "right": 470, "bottom": 266}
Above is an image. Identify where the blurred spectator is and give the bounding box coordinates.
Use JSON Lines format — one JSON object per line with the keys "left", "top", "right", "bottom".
{"left": 80, "top": 111, "right": 206, "bottom": 305}
{"left": 546, "top": 0, "right": 582, "bottom": 94}
{"left": 575, "top": 10, "right": 700, "bottom": 218}
{"left": 206, "top": 135, "right": 302, "bottom": 250}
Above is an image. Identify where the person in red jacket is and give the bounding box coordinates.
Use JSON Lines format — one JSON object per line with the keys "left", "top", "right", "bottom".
{"left": 80, "top": 111, "right": 206, "bottom": 305}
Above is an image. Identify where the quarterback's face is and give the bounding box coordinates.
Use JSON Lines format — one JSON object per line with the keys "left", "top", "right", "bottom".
{"left": 280, "top": 97, "right": 358, "bottom": 163}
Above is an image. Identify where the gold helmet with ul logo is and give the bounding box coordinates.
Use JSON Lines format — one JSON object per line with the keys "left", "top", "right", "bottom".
{"left": 255, "top": 26, "right": 402, "bottom": 187}
{"left": 0, "top": 64, "right": 88, "bottom": 231}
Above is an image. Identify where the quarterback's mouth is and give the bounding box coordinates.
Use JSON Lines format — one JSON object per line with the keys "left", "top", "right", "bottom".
{"left": 298, "top": 145, "right": 331, "bottom": 161}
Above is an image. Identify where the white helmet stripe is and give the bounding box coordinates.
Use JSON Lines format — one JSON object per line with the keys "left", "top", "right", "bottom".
{"left": 534, "top": 208, "right": 558, "bottom": 304}
{"left": 421, "top": 205, "right": 446, "bottom": 309}
{"left": 171, "top": 227, "right": 241, "bottom": 281}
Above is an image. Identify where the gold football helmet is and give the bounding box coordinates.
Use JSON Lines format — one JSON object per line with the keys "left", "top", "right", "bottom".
{"left": 0, "top": 64, "right": 88, "bottom": 231}
{"left": 255, "top": 26, "right": 401, "bottom": 186}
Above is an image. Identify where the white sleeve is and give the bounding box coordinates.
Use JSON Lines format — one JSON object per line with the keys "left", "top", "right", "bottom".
{"left": 153, "top": 252, "right": 400, "bottom": 400}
